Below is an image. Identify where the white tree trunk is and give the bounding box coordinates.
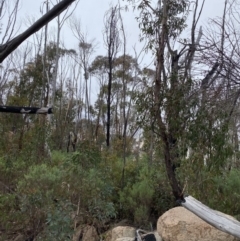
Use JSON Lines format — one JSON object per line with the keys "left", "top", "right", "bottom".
{"left": 182, "top": 195, "right": 240, "bottom": 239}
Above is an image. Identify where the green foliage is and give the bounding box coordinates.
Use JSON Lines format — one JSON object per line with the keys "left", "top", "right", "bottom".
{"left": 36, "top": 200, "right": 73, "bottom": 241}
{"left": 119, "top": 159, "right": 174, "bottom": 226}
{"left": 83, "top": 168, "right": 117, "bottom": 222}
{"left": 17, "top": 164, "right": 63, "bottom": 195}
{"left": 14, "top": 164, "right": 66, "bottom": 237}
{"left": 64, "top": 150, "right": 117, "bottom": 226}
{"left": 77, "top": 140, "right": 102, "bottom": 167}
{"left": 125, "top": 0, "right": 190, "bottom": 49}
{"left": 211, "top": 169, "right": 240, "bottom": 215}
{"left": 120, "top": 177, "right": 154, "bottom": 225}
{"left": 88, "top": 198, "right": 116, "bottom": 222}
{"left": 0, "top": 193, "right": 20, "bottom": 229}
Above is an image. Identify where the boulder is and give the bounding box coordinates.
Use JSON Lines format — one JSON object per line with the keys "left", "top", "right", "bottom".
{"left": 157, "top": 206, "right": 240, "bottom": 241}
{"left": 73, "top": 225, "right": 98, "bottom": 241}
{"left": 104, "top": 226, "right": 162, "bottom": 241}
{"left": 104, "top": 226, "right": 136, "bottom": 241}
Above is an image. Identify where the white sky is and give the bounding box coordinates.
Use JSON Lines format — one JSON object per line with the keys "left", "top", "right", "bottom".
{"left": 12, "top": 0, "right": 226, "bottom": 67}
{"left": 18, "top": 0, "right": 142, "bottom": 57}
{"left": 0, "top": 0, "right": 228, "bottom": 114}
{"left": 0, "top": 0, "right": 227, "bottom": 105}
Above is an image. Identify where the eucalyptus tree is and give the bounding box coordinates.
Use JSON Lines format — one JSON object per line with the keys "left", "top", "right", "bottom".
{"left": 6, "top": 43, "right": 76, "bottom": 152}
{"left": 200, "top": 0, "right": 240, "bottom": 169}
{"left": 114, "top": 54, "right": 142, "bottom": 188}
{"left": 134, "top": 67, "right": 156, "bottom": 164}
{"left": 125, "top": 0, "right": 240, "bottom": 236}
{"left": 0, "top": 0, "right": 21, "bottom": 103}
{"left": 0, "top": 0, "right": 21, "bottom": 45}
{"left": 0, "top": 0, "right": 79, "bottom": 159}
{"left": 89, "top": 55, "right": 109, "bottom": 142}
{"left": 125, "top": 0, "right": 239, "bottom": 201}
{"left": 69, "top": 17, "right": 96, "bottom": 129}
{"left": 50, "top": 0, "right": 78, "bottom": 109}
{"left": 126, "top": 0, "right": 193, "bottom": 199}
{"left": 103, "top": 5, "right": 121, "bottom": 147}
{"left": 90, "top": 54, "right": 141, "bottom": 149}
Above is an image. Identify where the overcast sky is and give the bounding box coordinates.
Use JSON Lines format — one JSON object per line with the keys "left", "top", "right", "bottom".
{"left": 11, "top": 0, "right": 226, "bottom": 68}
{"left": 0, "top": 0, "right": 227, "bottom": 105}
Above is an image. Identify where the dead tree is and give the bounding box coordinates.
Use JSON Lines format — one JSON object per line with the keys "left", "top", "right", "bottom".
{"left": 67, "top": 131, "right": 78, "bottom": 152}
{"left": 103, "top": 5, "right": 121, "bottom": 147}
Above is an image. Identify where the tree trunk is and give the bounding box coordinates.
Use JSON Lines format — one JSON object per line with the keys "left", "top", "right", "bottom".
{"left": 181, "top": 196, "right": 240, "bottom": 239}
{"left": 104, "top": 6, "right": 120, "bottom": 147}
